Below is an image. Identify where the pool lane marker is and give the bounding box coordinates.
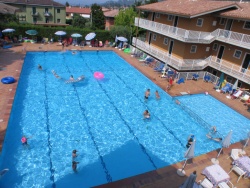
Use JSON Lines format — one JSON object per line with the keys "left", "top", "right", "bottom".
{"left": 44, "top": 68, "right": 56, "bottom": 188}
{"left": 79, "top": 54, "right": 158, "bottom": 170}
{"left": 64, "top": 63, "right": 113, "bottom": 183}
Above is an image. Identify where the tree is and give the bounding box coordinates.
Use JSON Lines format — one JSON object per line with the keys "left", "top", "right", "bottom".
{"left": 91, "top": 4, "right": 105, "bottom": 30}
{"left": 72, "top": 14, "right": 87, "bottom": 28}
{"left": 114, "top": 8, "right": 138, "bottom": 43}
{"left": 65, "top": 2, "right": 69, "bottom": 7}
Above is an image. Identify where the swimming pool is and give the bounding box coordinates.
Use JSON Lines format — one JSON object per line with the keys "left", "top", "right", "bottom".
{"left": 0, "top": 51, "right": 249, "bottom": 188}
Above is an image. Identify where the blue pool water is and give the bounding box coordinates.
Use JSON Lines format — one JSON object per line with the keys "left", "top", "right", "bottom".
{"left": 0, "top": 51, "right": 249, "bottom": 188}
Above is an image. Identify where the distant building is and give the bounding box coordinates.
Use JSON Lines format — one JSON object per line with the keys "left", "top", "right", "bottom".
{"left": 104, "top": 9, "right": 119, "bottom": 30}
{"left": 66, "top": 6, "right": 90, "bottom": 19}
{"left": 1, "top": 0, "right": 66, "bottom": 26}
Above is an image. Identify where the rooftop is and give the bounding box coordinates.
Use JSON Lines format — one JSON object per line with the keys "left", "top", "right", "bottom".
{"left": 1, "top": 0, "right": 64, "bottom": 7}
{"left": 0, "top": 2, "right": 19, "bottom": 14}
{"left": 104, "top": 9, "right": 119, "bottom": 18}
{"left": 136, "top": 0, "right": 246, "bottom": 19}
{"left": 66, "top": 6, "right": 91, "bottom": 14}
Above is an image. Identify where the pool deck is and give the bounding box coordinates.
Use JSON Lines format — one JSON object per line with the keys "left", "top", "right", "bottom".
{"left": 0, "top": 43, "right": 249, "bottom": 188}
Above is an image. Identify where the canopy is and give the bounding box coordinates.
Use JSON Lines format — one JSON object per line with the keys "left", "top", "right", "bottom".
{"left": 71, "top": 33, "right": 82, "bottom": 38}
{"left": 117, "top": 36, "right": 128, "bottom": 42}
{"left": 177, "top": 140, "right": 196, "bottom": 176}
{"left": 25, "top": 30, "right": 38, "bottom": 35}
{"left": 232, "top": 79, "right": 238, "bottom": 90}
{"left": 85, "top": 32, "right": 96, "bottom": 40}
{"left": 2, "top": 28, "right": 15, "bottom": 33}
{"left": 55, "top": 31, "right": 66, "bottom": 36}
{"left": 211, "top": 130, "right": 232, "bottom": 164}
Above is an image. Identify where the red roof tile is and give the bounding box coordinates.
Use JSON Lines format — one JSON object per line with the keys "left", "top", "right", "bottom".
{"left": 136, "top": 0, "right": 239, "bottom": 18}
{"left": 66, "top": 7, "right": 90, "bottom": 14}
{"left": 219, "top": 2, "right": 250, "bottom": 20}
{"left": 104, "top": 9, "right": 119, "bottom": 17}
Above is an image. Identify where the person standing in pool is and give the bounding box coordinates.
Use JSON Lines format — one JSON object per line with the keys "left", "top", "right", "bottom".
{"left": 69, "top": 75, "right": 74, "bottom": 81}
{"left": 155, "top": 90, "right": 160, "bottom": 99}
{"left": 38, "top": 64, "right": 42, "bottom": 70}
{"left": 72, "top": 161, "right": 79, "bottom": 172}
{"left": 72, "top": 150, "right": 78, "bottom": 160}
{"left": 145, "top": 89, "right": 150, "bottom": 101}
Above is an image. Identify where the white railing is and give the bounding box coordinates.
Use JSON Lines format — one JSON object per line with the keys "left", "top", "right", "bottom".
{"left": 133, "top": 38, "right": 250, "bottom": 84}
{"left": 135, "top": 17, "right": 250, "bottom": 49}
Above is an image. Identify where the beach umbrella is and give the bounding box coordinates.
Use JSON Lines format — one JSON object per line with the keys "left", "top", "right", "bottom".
{"left": 55, "top": 31, "right": 66, "bottom": 41}
{"left": 85, "top": 32, "right": 96, "bottom": 40}
{"left": 243, "top": 131, "right": 250, "bottom": 149}
{"left": 219, "top": 73, "right": 224, "bottom": 88}
{"left": 177, "top": 140, "right": 196, "bottom": 176}
{"left": 25, "top": 30, "right": 38, "bottom": 35}
{"left": 115, "top": 35, "right": 118, "bottom": 43}
{"left": 117, "top": 36, "right": 128, "bottom": 42}
{"left": 180, "top": 171, "right": 197, "bottom": 188}
{"left": 25, "top": 30, "right": 38, "bottom": 40}
{"left": 71, "top": 33, "right": 82, "bottom": 38}
{"left": 2, "top": 28, "right": 15, "bottom": 33}
{"left": 211, "top": 130, "right": 232, "bottom": 164}
{"left": 232, "top": 79, "right": 238, "bottom": 91}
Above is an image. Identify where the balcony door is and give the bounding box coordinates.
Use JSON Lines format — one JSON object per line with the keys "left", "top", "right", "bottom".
{"left": 32, "top": 7, "right": 36, "bottom": 14}
{"left": 168, "top": 40, "right": 174, "bottom": 56}
{"left": 216, "top": 45, "right": 225, "bottom": 63}
{"left": 224, "top": 19, "right": 233, "bottom": 38}
{"left": 148, "top": 32, "right": 152, "bottom": 45}
{"left": 172, "top": 16, "right": 179, "bottom": 33}
{"left": 241, "top": 53, "right": 250, "bottom": 73}
{"left": 152, "top": 12, "right": 155, "bottom": 21}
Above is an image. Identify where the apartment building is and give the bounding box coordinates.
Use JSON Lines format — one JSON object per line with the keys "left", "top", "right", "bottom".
{"left": 1, "top": 0, "right": 66, "bottom": 25}
{"left": 104, "top": 9, "right": 119, "bottom": 30}
{"left": 134, "top": 0, "right": 250, "bottom": 88}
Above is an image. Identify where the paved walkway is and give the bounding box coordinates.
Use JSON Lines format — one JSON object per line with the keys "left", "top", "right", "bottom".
{"left": 0, "top": 43, "right": 249, "bottom": 188}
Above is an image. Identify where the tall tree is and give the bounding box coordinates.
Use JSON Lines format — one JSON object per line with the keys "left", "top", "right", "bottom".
{"left": 91, "top": 4, "right": 105, "bottom": 30}
{"left": 72, "top": 14, "right": 87, "bottom": 28}
{"left": 65, "top": 2, "right": 69, "bottom": 7}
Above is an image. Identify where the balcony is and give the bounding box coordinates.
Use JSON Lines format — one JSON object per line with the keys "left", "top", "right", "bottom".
{"left": 135, "top": 17, "right": 250, "bottom": 50}
{"left": 44, "top": 12, "right": 51, "bottom": 17}
{"left": 31, "top": 12, "right": 39, "bottom": 17}
{"left": 132, "top": 38, "right": 250, "bottom": 84}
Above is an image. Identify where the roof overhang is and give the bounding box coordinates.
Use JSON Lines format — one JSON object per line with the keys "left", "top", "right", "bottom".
{"left": 137, "top": 4, "right": 240, "bottom": 19}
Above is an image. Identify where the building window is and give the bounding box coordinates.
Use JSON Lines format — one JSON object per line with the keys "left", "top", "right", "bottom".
{"left": 57, "top": 19, "right": 61, "bottom": 23}
{"left": 219, "top": 18, "right": 226, "bottom": 25}
{"left": 153, "top": 34, "right": 157, "bottom": 41}
{"left": 21, "top": 5, "right": 26, "bottom": 12}
{"left": 213, "top": 43, "right": 218, "bottom": 51}
{"left": 19, "top": 15, "right": 26, "bottom": 21}
{"left": 243, "top": 21, "right": 250, "bottom": 29}
{"left": 226, "top": 76, "right": 232, "bottom": 83}
{"left": 45, "top": 8, "right": 48, "bottom": 13}
{"left": 196, "top": 18, "right": 203, "bottom": 27}
{"left": 57, "top": 9, "right": 60, "bottom": 13}
{"left": 233, "top": 50, "right": 242, "bottom": 59}
{"left": 206, "top": 47, "right": 210, "bottom": 52}
{"left": 163, "top": 37, "right": 168, "bottom": 45}
{"left": 168, "top": 15, "right": 174, "bottom": 21}
{"left": 156, "top": 13, "right": 160, "bottom": 18}
{"left": 190, "top": 45, "right": 197, "bottom": 53}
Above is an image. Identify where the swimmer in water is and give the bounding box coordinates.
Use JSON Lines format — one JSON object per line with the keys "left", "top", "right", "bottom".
{"left": 143, "top": 110, "right": 150, "bottom": 119}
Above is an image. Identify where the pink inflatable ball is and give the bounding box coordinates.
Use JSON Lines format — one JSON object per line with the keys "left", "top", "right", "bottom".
{"left": 94, "top": 72, "right": 104, "bottom": 79}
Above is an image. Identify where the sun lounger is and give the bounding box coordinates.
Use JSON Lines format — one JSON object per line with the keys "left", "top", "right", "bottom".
{"left": 177, "top": 78, "right": 185, "bottom": 84}
{"left": 204, "top": 75, "right": 211, "bottom": 82}
{"left": 240, "top": 94, "right": 249, "bottom": 102}
{"left": 232, "top": 90, "right": 243, "bottom": 99}
{"left": 221, "top": 83, "right": 232, "bottom": 94}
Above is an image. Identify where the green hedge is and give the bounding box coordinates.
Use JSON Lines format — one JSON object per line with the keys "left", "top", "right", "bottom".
{"left": 0, "top": 22, "right": 112, "bottom": 42}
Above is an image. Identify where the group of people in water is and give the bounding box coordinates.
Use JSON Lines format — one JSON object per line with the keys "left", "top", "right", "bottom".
{"left": 185, "top": 126, "right": 222, "bottom": 149}
{"left": 143, "top": 89, "right": 160, "bottom": 119}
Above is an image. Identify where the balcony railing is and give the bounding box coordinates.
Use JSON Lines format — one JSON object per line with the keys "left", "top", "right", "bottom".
{"left": 31, "top": 12, "right": 39, "bottom": 17}
{"left": 135, "top": 17, "right": 250, "bottom": 49}
{"left": 44, "top": 12, "right": 51, "bottom": 17}
{"left": 133, "top": 38, "right": 250, "bottom": 84}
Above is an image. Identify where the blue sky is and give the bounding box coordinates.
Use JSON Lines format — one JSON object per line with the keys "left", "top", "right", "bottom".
{"left": 56, "top": 0, "right": 109, "bottom": 6}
